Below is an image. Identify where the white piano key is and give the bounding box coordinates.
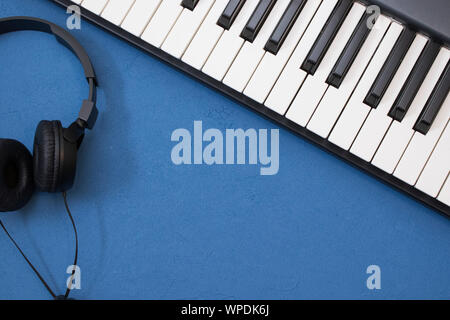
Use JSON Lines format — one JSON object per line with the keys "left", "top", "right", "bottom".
{"left": 329, "top": 21, "right": 403, "bottom": 149}
{"left": 372, "top": 47, "right": 450, "bottom": 174}
{"left": 162, "top": 0, "right": 215, "bottom": 59}
{"left": 141, "top": 0, "right": 184, "bottom": 48}
{"left": 244, "top": 0, "right": 322, "bottom": 103}
{"left": 371, "top": 121, "right": 413, "bottom": 173}
{"left": 416, "top": 120, "right": 450, "bottom": 197}
{"left": 289, "top": 77, "right": 329, "bottom": 123}
{"left": 121, "top": 0, "right": 162, "bottom": 37}
{"left": 265, "top": 0, "right": 338, "bottom": 115}
{"left": 201, "top": 31, "right": 243, "bottom": 80}
{"left": 182, "top": 0, "right": 229, "bottom": 70}
{"left": 307, "top": 15, "right": 391, "bottom": 139}
{"left": 350, "top": 34, "right": 428, "bottom": 161}
{"left": 394, "top": 90, "right": 450, "bottom": 185}
{"left": 81, "top": 0, "right": 109, "bottom": 15}
{"left": 222, "top": 1, "right": 290, "bottom": 92}
{"left": 101, "top": 0, "right": 135, "bottom": 26}
{"left": 202, "top": 0, "right": 260, "bottom": 81}
{"left": 286, "top": 2, "right": 366, "bottom": 127}
{"left": 437, "top": 176, "right": 450, "bottom": 206}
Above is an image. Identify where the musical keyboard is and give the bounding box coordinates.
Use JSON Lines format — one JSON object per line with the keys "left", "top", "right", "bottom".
{"left": 52, "top": 0, "right": 450, "bottom": 218}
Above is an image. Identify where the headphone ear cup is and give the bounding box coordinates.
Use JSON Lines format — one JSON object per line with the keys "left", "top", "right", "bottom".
{"left": 33, "top": 120, "right": 62, "bottom": 193}
{"left": 0, "top": 139, "right": 35, "bottom": 212}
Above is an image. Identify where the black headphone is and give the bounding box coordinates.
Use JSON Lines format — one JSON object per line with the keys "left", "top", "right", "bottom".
{"left": 0, "top": 16, "right": 98, "bottom": 212}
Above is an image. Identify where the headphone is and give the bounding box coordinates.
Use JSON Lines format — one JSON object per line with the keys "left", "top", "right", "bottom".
{"left": 0, "top": 16, "right": 98, "bottom": 212}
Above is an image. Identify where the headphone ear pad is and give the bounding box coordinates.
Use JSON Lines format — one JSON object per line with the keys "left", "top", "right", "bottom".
{"left": 33, "top": 120, "right": 62, "bottom": 193}
{"left": 0, "top": 139, "right": 35, "bottom": 212}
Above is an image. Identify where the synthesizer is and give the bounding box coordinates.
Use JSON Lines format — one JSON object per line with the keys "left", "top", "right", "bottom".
{"left": 51, "top": 0, "right": 450, "bottom": 217}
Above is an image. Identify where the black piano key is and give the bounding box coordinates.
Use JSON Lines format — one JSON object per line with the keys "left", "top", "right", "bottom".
{"left": 182, "top": 0, "right": 200, "bottom": 11}
{"left": 301, "top": 0, "right": 353, "bottom": 75}
{"left": 326, "top": 11, "right": 372, "bottom": 88}
{"left": 240, "top": 0, "right": 277, "bottom": 43}
{"left": 364, "top": 29, "right": 416, "bottom": 108}
{"left": 414, "top": 61, "right": 450, "bottom": 134}
{"left": 388, "top": 41, "right": 441, "bottom": 122}
{"left": 217, "top": 0, "right": 247, "bottom": 30}
{"left": 264, "top": 0, "right": 307, "bottom": 55}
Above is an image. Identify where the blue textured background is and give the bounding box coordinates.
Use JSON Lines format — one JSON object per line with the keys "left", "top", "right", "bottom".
{"left": 0, "top": 0, "right": 449, "bottom": 300}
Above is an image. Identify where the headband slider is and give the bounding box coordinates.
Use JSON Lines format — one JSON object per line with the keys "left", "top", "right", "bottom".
{"left": 79, "top": 99, "right": 98, "bottom": 130}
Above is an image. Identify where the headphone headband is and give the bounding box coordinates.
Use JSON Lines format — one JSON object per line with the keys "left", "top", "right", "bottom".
{"left": 0, "top": 16, "right": 98, "bottom": 130}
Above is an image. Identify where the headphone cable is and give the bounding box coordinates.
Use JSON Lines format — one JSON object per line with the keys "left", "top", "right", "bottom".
{"left": 0, "top": 219, "right": 57, "bottom": 299}
{"left": 0, "top": 192, "right": 78, "bottom": 300}
{"left": 63, "top": 191, "right": 78, "bottom": 300}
